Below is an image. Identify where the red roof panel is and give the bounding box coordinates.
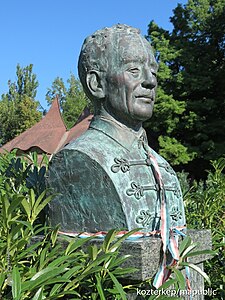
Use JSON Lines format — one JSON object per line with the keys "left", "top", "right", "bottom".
{"left": 0, "top": 98, "right": 67, "bottom": 154}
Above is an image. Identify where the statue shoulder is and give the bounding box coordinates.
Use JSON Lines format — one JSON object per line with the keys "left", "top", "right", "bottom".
{"left": 149, "top": 147, "right": 168, "bottom": 164}
{"left": 64, "top": 128, "right": 98, "bottom": 151}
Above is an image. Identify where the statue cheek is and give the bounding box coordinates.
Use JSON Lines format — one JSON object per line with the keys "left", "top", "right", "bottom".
{"left": 107, "top": 73, "right": 126, "bottom": 86}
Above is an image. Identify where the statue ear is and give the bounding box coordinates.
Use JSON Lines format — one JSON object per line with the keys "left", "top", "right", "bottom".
{"left": 86, "top": 70, "right": 105, "bottom": 99}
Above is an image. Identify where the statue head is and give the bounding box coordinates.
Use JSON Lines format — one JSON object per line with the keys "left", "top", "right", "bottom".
{"left": 78, "top": 24, "right": 158, "bottom": 128}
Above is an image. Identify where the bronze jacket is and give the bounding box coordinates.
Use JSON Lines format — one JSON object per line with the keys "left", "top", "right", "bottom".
{"left": 47, "top": 116, "right": 186, "bottom": 233}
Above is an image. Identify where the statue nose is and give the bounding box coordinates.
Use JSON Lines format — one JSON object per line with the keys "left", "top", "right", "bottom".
{"left": 142, "top": 70, "right": 157, "bottom": 89}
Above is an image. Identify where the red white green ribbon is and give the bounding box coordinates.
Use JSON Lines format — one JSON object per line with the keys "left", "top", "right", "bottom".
{"left": 148, "top": 152, "right": 191, "bottom": 298}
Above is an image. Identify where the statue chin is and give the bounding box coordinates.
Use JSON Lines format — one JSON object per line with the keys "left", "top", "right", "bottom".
{"left": 129, "top": 108, "right": 154, "bottom": 123}
{"left": 100, "top": 105, "right": 153, "bottom": 130}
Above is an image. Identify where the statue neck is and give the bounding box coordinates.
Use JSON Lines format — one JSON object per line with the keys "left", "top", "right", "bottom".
{"left": 98, "top": 107, "right": 143, "bottom": 133}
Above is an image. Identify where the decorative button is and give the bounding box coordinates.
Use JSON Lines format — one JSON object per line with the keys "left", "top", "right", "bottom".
{"left": 126, "top": 181, "right": 181, "bottom": 200}
{"left": 138, "top": 134, "right": 147, "bottom": 148}
{"left": 170, "top": 206, "right": 182, "bottom": 221}
{"left": 174, "top": 187, "right": 182, "bottom": 198}
{"left": 126, "top": 182, "right": 144, "bottom": 200}
{"left": 126, "top": 182, "right": 159, "bottom": 200}
{"left": 111, "top": 157, "right": 152, "bottom": 173}
{"left": 111, "top": 158, "right": 130, "bottom": 173}
{"left": 136, "top": 209, "right": 154, "bottom": 227}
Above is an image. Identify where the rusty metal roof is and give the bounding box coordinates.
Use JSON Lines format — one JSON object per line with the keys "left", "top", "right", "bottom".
{"left": 0, "top": 98, "right": 91, "bottom": 155}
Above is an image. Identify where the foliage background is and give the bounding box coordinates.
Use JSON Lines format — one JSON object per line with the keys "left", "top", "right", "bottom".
{"left": 145, "top": 0, "right": 225, "bottom": 179}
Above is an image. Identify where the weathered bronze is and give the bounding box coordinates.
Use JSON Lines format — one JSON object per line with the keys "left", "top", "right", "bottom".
{"left": 47, "top": 24, "right": 186, "bottom": 233}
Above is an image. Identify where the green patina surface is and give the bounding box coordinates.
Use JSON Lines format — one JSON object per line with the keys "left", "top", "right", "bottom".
{"left": 48, "top": 116, "right": 185, "bottom": 232}
{"left": 47, "top": 24, "right": 186, "bottom": 233}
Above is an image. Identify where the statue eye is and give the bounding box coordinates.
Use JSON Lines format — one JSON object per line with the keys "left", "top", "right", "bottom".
{"left": 128, "top": 68, "right": 140, "bottom": 76}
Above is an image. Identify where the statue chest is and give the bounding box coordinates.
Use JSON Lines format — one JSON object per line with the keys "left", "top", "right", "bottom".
{"left": 89, "top": 143, "right": 185, "bottom": 231}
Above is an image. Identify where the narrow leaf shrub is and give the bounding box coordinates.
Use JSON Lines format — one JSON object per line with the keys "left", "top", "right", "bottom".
{"left": 178, "top": 158, "right": 225, "bottom": 299}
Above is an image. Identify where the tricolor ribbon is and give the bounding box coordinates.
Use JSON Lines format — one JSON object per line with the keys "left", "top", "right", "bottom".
{"left": 148, "top": 152, "right": 191, "bottom": 299}
{"left": 147, "top": 152, "right": 172, "bottom": 287}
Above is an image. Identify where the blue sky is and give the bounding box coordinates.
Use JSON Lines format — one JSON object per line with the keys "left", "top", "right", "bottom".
{"left": 0, "top": 0, "right": 187, "bottom": 110}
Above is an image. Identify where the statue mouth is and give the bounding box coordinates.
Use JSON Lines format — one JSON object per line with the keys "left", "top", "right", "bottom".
{"left": 135, "top": 95, "right": 153, "bottom": 103}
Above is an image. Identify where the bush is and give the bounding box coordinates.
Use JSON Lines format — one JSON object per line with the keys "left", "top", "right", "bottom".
{"left": 178, "top": 158, "right": 225, "bottom": 299}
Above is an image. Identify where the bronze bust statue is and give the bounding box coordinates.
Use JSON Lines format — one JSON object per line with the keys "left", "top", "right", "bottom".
{"left": 47, "top": 24, "right": 186, "bottom": 234}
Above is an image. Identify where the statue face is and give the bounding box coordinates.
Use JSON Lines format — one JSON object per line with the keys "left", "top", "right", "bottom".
{"left": 103, "top": 34, "right": 158, "bottom": 126}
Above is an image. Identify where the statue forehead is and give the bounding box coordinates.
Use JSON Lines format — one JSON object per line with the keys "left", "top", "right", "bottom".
{"left": 78, "top": 25, "right": 157, "bottom": 73}
{"left": 116, "top": 34, "right": 154, "bottom": 63}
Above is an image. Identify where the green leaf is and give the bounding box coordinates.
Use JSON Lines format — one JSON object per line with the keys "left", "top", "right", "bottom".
{"left": 32, "top": 286, "right": 44, "bottom": 300}
{"left": 39, "top": 247, "right": 48, "bottom": 269}
{"left": 64, "top": 236, "right": 93, "bottom": 255}
{"left": 95, "top": 274, "right": 106, "bottom": 300}
{"left": 179, "top": 236, "right": 192, "bottom": 255}
{"left": 10, "top": 238, "right": 28, "bottom": 253}
{"left": 158, "top": 278, "right": 177, "bottom": 290}
{"left": 22, "top": 266, "right": 67, "bottom": 292}
{"left": 30, "top": 189, "right": 36, "bottom": 208}
{"left": 107, "top": 254, "right": 131, "bottom": 269}
{"left": 21, "top": 197, "right": 32, "bottom": 218}
{"left": 112, "top": 267, "right": 138, "bottom": 276}
{"left": 82, "top": 254, "right": 112, "bottom": 274}
{"left": 8, "top": 223, "right": 23, "bottom": 243}
{"left": 108, "top": 271, "right": 127, "bottom": 300}
{"left": 173, "top": 268, "right": 186, "bottom": 290}
{"left": 180, "top": 243, "right": 198, "bottom": 259}
{"left": 49, "top": 283, "right": 64, "bottom": 297}
{"left": 12, "top": 266, "right": 21, "bottom": 300}
{"left": 49, "top": 270, "right": 80, "bottom": 297}
{"left": 87, "top": 244, "right": 99, "bottom": 260}
{"left": 62, "top": 265, "right": 83, "bottom": 279}
{"left": 108, "top": 228, "right": 140, "bottom": 252}
{"left": 32, "top": 193, "right": 54, "bottom": 220}
{"left": 102, "top": 229, "right": 118, "bottom": 252}
{"left": 50, "top": 226, "right": 59, "bottom": 246}
{"left": 48, "top": 290, "right": 81, "bottom": 299}
{"left": 8, "top": 195, "right": 24, "bottom": 215}
{"left": 48, "top": 255, "right": 72, "bottom": 267}
{"left": 183, "top": 249, "right": 216, "bottom": 259}
{"left": 0, "top": 272, "right": 6, "bottom": 289}
{"left": 17, "top": 241, "right": 42, "bottom": 260}
{"left": 14, "top": 220, "right": 33, "bottom": 231}
{"left": 64, "top": 265, "right": 104, "bottom": 291}
{"left": 181, "top": 262, "right": 211, "bottom": 285}
{"left": 2, "top": 193, "right": 10, "bottom": 220}
{"left": 32, "top": 189, "right": 46, "bottom": 211}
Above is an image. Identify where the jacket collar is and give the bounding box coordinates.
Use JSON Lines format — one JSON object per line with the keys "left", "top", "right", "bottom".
{"left": 89, "top": 115, "right": 148, "bottom": 151}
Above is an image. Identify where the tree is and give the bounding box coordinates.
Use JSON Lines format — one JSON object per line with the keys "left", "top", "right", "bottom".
{"left": 146, "top": 0, "right": 225, "bottom": 178}
{"left": 46, "top": 74, "right": 91, "bottom": 129}
{"left": 145, "top": 21, "right": 196, "bottom": 166}
{"left": 0, "top": 64, "right": 42, "bottom": 145}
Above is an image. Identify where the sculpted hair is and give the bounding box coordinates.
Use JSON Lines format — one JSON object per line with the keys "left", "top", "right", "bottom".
{"left": 78, "top": 24, "right": 140, "bottom": 104}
